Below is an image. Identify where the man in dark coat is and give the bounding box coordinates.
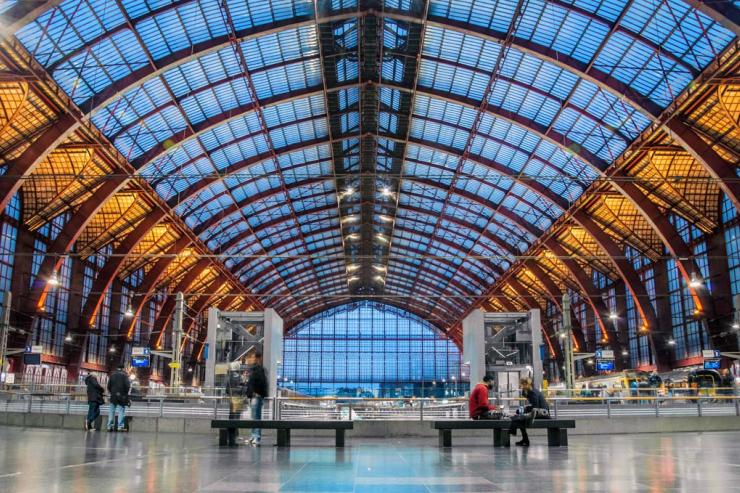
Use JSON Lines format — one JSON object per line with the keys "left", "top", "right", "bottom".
{"left": 246, "top": 351, "right": 268, "bottom": 446}
{"left": 84, "top": 373, "right": 104, "bottom": 431}
{"left": 106, "top": 365, "right": 131, "bottom": 432}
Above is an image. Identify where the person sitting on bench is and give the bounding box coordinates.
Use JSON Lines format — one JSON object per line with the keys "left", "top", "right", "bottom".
{"left": 469, "top": 374, "right": 498, "bottom": 419}
{"left": 509, "top": 377, "right": 550, "bottom": 446}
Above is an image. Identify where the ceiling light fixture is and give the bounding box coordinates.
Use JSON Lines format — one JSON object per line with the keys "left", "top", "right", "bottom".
{"left": 48, "top": 272, "right": 59, "bottom": 287}
{"left": 124, "top": 305, "right": 134, "bottom": 318}
{"left": 609, "top": 312, "right": 618, "bottom": 320}
{"left": 378, "top": 215, "right": 393, "bottom": 222}
{"left": 689, "top": 274, "right": 703, "bottom": 289}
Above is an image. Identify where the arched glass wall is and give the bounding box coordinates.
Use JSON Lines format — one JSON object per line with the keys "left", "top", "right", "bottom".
{"left": 281, "top": 302, "right": 464, "bottom": 397}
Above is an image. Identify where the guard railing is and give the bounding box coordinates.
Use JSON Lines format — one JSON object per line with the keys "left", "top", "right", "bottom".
{"left": 0, "top": 390, "right": 737, "bottom": 421}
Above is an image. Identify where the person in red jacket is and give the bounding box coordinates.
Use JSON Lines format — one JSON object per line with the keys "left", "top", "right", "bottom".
{"left": 469, "top": 374, "right": 497, "bottom": 419}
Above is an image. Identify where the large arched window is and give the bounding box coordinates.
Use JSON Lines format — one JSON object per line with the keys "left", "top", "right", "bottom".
{"left": 282, "top": 302, "right": 463, "bottom": 397}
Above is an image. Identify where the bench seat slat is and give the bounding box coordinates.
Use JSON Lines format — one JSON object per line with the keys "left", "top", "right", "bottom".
{"left": 211, "top": 420, "right": 353, "bottom": 430}
{"left": 432, "top": 420, "right": 575, "bottom": 430}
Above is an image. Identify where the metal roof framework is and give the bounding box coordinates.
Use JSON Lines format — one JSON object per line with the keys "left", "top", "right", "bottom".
{"left": 0, "top": 0, "right": 737, "bottom": 361}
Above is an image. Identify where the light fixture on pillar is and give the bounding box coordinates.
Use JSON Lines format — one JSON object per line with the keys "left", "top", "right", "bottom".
{"left": 65, "top": 334, "right": 73, "bottom": 342}
{"left": 48, "top": 271, "right": 59, "bottom": 287}
{"left": 609, "top": 312, "right": 618, "bottom": 320}
{"left": 109, "top": 346, "right": 116, "bottom": 353}
{"left": 689, "top": 274, "right": 703, "bottom": 289}
{"left": 124, "top": 305, "right": 134, "bottom": 318}
{"left": 732, "top": 322, "right": 740, "bottom": 330}
{"left": 667, "top": 338, "right": 676, "bottom": 346}
{"left": 621, "top": 349, "right": 628, "bottom": 356}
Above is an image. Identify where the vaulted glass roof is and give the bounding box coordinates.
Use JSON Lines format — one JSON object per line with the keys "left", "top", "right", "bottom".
{"left": 11, "top": 0, "right": 736, "bottom": 326}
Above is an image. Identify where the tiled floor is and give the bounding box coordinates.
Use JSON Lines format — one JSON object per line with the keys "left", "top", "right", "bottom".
{"left": 0, "top": 426, "right": 738, "bottom": 492}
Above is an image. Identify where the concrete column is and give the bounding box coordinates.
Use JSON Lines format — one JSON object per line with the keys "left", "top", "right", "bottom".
{"left": 529, "top": 308, "right": 544, "bottom": 389}
{"left": 462, "top": 309, "right": 485, "bottom": 392}
{"left": 263, "top": 308, "right": 283, "bottom": 399}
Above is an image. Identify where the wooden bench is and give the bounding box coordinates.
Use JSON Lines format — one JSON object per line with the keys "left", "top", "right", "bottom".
{"left": 211, "top": 420, "right": 353, "bottom": 447}
{"left": 432, "top": 419, "right": 575, "bottom": 448}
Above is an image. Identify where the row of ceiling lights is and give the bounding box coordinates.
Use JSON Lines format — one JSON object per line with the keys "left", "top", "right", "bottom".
{"left": 340, "top": 184, "right": 396, "bottom": 286}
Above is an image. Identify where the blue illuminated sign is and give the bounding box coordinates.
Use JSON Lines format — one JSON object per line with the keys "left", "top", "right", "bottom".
{"left": 596, "top": 360, "right": 615, "bottom": 371}
{"left": 131, "top": 355, "right": 150, "bottom": 368}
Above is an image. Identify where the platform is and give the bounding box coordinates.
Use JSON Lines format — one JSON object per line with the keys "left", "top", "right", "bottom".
{"left": 0, "top": 426, "right": 738, "bottom": 492}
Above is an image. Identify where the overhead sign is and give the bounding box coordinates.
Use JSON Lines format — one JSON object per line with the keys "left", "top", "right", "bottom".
{"left": 23, "top": 353, "right": 41, "bottom": 365}
{"left": 704, "top": 359, "right": 721, "bottom": 370}
{"left": 596, "top": 360, "right": 615, "bottom": 371}
{"left": 596, "top": 350, "right": 614, "bottom": 360}
{"left": 131, "top": 355, "right": 150, "bottom": 368}
{"left": 132, "top": 347, "right": 150, "bottom": 356}
{"left": 702, "top": 349, "right": 721, "bottom": 359}
{"left": 25, "top": 345, "right": 42, "bottom": 354}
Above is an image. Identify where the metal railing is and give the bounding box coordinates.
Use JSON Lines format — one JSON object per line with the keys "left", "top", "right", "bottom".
{"left": 0, "top": 389, "right": 738, "bottom": 421}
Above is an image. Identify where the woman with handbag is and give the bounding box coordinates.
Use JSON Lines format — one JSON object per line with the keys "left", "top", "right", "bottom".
{"left": 509, "top": 377, "right": 550, "bottom": 446}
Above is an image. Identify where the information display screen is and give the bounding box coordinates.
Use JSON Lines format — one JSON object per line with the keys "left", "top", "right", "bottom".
{"left": 596, "top": 360, "right": 615, "bottom": 371}
{"left": 23, "top": 353, "right": 41, "bottom": 365}
{"left": 703, "top": 359, "right": 721, "bottom": 370}
{"left": 131, "top": 355, "right": 150, "bottom": 368}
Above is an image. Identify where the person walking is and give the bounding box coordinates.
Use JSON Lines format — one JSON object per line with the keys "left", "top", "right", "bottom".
{"left": 225, "top": 361, "right": 246, "bottom": 445}
{"left": 509, "top": 377, "right": 550, "bottom": 446}
{"left": 469, "top": 374, "right": 498, "bottom": 419}
{"left": 84, "top": 373, "right": 105, "bottom": 431}
{"left": 246, "top": 351, "right": 268, "bottom": 446}
{"left": 720, "top": 368, "right": 735, "bottom": 396}
{"left": 107, "top": 365, "right": 131, "bottom": 432}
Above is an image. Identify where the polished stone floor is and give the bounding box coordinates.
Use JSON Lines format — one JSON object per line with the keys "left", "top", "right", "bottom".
{"left": 0, "top": 426, "right": 738, "bottom": 492}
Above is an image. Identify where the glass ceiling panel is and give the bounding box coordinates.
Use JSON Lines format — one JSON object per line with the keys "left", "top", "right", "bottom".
{"left": 16, "top": 0, "right": 316, "bottom": 102}
{"left": 8, "top": 0, "right": 734, "bottom": 324}
{"left": 428, "top": 0, "right": 734, "bottom": 106}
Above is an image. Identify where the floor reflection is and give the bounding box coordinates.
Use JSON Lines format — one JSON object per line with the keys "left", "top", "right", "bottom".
{"left": 0, "top": 426, "right": 738, "bottom": 492}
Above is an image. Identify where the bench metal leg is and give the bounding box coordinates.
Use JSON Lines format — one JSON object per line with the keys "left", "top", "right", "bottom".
{"left": 547, "top": 428, "right": 568, "bottom": 447}
{"left": 494, "top": 428, "right": 510, "bottom": 447}
{"left": 336, "top": 429, "right": 345, "bottom": 448}
{"left": 438, "top": 429, "right": 452, "bottom": 448}
{"left": 277, "top": 429, "right": 291, "bottom": 447}
{"left": 218, "top": 428, "right": 237, "bottom": 447}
